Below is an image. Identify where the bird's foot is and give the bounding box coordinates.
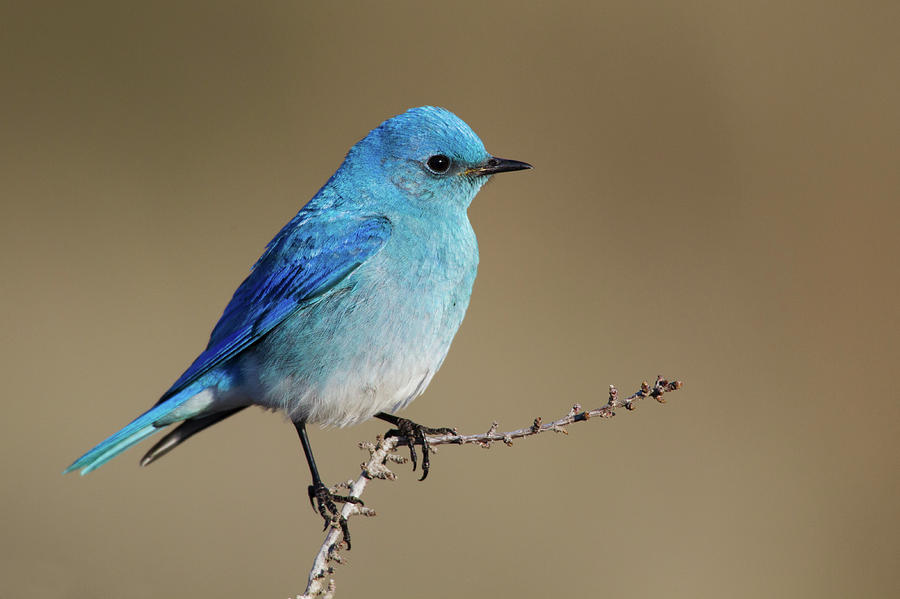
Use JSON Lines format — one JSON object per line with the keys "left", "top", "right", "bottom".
{"left": 382, "top": 417, "right": 456, "bottom": 481}
{"left": 307, "top": 480, "right": 363, "bottom": 549}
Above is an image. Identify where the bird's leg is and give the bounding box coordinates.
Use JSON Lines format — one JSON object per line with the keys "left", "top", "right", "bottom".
{"left": 294, "top": 421, "right": 362, "bottom": 549}
{"left": 375, "top": 412, "right": 456, "bottom": 481}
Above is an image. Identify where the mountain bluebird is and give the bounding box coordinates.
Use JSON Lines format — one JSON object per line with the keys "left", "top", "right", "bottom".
{"left": 65, "top": 106, "right": 531, "bottom": 545}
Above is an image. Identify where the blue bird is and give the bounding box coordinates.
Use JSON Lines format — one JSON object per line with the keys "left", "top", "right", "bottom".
{"left": 65, "top": 106, "right": 531, "bottom": 545}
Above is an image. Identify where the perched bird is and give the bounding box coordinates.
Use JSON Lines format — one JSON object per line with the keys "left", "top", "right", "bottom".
{"left": 65, "top": 106, "right": 531, "bottom": 545}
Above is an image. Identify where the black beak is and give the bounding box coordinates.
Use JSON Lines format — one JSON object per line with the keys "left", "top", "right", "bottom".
{"left": 466, "top": 156, "right": 533, "bottom": 177}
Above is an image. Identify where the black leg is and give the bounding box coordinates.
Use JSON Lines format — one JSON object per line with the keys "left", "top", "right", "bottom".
{"left": 294, "top": 421, "right": 362, "bottom": 549}
{"left": 375, "top": 412, "right": 456, "bottom": 481}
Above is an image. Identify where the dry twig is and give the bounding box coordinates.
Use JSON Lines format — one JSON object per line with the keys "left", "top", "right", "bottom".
{"left": 295, "top": 375, "right": 683, "bottom": 598}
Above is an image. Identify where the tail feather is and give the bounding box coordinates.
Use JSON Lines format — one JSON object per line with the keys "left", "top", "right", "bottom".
{"left": 139, "top": 406, "right": 245, "bottom": 467}
{"left": 70, "top": 425, "right": 160, "bottom": 475}
{"left": 64, "top": 395, "right": 195, "bottom": 476}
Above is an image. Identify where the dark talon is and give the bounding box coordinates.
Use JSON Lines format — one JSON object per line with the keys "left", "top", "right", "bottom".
{"left": 307, "top": 480, "right": 363, "bottom": 549}
{"left": 377, "top": 413, "right": 456, "bottom": 481}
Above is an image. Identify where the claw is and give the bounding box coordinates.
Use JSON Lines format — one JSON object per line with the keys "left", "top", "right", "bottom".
{"left": 382, "top": 417, "right": 456, "bottom": 481}
{"left": 307, "top": 480, "right": 363, "bottom": 549}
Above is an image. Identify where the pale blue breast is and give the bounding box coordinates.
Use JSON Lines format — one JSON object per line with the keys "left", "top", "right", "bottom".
{"left": 242, "top": 211, "right": 478, "bottom": 427}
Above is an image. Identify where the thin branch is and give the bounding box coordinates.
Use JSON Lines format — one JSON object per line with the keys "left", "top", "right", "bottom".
{"left": 295, "top": 375, "right": 683, "bottom": 598}
{"left": 295, "top": 437, "right": 397, "bottom": 599}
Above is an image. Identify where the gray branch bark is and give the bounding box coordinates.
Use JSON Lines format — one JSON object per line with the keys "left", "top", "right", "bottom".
{"left": 296, "top": 375, "right": 683, "bottom": 598}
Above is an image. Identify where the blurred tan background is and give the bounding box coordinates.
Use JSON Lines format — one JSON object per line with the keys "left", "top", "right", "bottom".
{"left": 2, "top": 1, "right": 898, "bottom": 597}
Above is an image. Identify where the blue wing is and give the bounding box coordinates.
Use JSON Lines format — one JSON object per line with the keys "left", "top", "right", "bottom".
{"left": 160, "top": 212, "right": 392, "bottom": 400}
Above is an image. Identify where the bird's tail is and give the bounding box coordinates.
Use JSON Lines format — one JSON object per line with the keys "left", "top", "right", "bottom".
{"left": 63, "top": 386, "right": 211, "bottom": 476}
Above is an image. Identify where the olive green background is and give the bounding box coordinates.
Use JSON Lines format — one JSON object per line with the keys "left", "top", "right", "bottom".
{"left": 2, "top": 2, "right": 897, "bottom": 598}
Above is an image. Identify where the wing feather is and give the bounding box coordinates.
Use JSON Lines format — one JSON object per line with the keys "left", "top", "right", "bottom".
{"left": 160, "top": 213, "right": 392, "bottom": 400}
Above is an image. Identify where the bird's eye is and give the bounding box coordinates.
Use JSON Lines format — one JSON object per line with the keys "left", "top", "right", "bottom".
{"left": 426, "top": 154, "right": 452, "bottom": 174}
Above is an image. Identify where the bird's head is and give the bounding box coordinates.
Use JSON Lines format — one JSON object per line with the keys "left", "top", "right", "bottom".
{"left": 339, "top": 106, "right": 531, "bottom": 213}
